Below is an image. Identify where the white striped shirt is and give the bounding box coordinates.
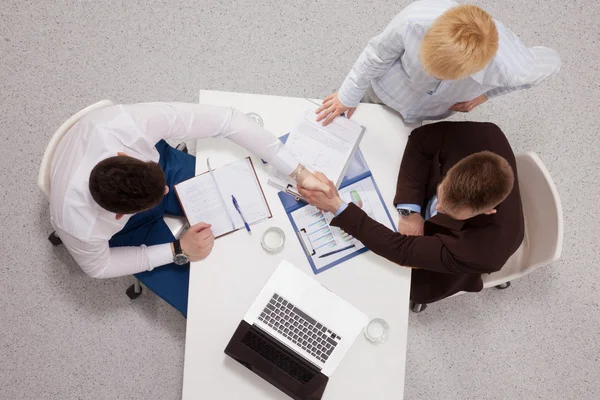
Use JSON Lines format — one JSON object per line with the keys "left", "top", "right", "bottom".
{"left": 338, "top": 0, "right": 561, "bottom": 123}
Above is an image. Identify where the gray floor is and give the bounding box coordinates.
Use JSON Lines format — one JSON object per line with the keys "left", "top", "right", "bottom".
{"left": 1, "top": 0, "right": 599, "bottom": 399}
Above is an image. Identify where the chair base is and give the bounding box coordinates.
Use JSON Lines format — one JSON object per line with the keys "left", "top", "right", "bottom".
{"left": 126, "top": 280, "right": 143, "bottom": 299}
{"left": 495, "top": 282, "right": 511, "bottom": 290}
{"left": 48, "top": 231, "right": 63, "bottom": 246}
{"left": 410, "top": 301, "right": 427, "bottom": 313}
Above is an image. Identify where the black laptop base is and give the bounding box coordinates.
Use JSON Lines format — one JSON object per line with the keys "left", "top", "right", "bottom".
{"left": 225, "top": 321, "right": 329, "bottom": 400}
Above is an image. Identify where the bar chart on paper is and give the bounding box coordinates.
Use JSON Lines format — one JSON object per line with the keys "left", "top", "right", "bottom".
{"left": 288, "top": 176, "right": 394, "bottom": 273}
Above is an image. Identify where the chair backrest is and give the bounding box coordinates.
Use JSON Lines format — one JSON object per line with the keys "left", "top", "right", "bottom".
{"left": 37, "top": 100, "right": 115, "bottom": 199}
{"left": 482, "top": 152, "right": 564, "bottom": 287}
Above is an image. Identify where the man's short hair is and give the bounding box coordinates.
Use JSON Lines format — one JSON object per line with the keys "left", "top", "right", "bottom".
{"left": 420, "top": 5, "right": 499, "bottom": 80}
{"left": 89, "top": 156, "right": 166, "bottom": 214}
{"left": 444, "top": 151, "right": 514, "bottom": 213}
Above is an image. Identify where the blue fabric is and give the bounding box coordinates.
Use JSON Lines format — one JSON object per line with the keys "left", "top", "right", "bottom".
{"left": 396, "top": 203, "right": 422, "bottom": 214}
{"left": 334, "top": 202, "right": 349, "bottom": 217}
{"left": 425, "top": 195, "right": 439, "bottom": 220}
{"left": 109, "top": 140, "right": 195, "bottom": 317}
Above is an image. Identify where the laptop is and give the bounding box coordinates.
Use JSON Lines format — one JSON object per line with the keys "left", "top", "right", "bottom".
{"left": 225, "top": 260, "right": 369, "bottom": 400}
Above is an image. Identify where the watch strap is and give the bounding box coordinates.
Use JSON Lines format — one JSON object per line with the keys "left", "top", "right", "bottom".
{"left": 173, "top": 239, "right": 183, "bottom": 255}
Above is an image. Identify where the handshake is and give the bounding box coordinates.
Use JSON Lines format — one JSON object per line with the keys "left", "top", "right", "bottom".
{"left": 180, "top": 168, "right": 344, "bottom": 264}
{"left": 295, "top": 170, "right": 344, "bottom": 215}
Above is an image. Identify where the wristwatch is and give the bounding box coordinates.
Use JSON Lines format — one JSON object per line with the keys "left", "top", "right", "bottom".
{"left": 172, "top": 239, "right": 189, "bottom": 265}
{"left": 398, "top": 208, "right": 417, "bottom": 218}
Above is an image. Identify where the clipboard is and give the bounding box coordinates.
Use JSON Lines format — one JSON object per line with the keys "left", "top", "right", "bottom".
{"left": 278, "top": 158, "right": 397, "bottom": 275}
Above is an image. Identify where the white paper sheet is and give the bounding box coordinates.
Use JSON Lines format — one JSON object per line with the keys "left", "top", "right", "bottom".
{"left": 285, "top": 108, "right": 365, "bottom": 186}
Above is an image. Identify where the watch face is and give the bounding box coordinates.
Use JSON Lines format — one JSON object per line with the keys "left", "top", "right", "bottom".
{"left": 173, "top": 253, "right": 189, "bottom": 265}
{"left": 399, "top": 209, "right": 411, "bottom": 217}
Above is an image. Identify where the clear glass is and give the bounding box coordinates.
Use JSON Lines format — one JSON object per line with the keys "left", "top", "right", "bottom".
{"left": 364, "top": 318, "right": 389, "bottom": 344}
{"left": 261, "top": 227, "right": 285, "bottom": 253}
{"left": 246, "top": 112, "right": 264, "bottom": 127}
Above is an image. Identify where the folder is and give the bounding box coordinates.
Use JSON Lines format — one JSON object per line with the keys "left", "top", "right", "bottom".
{"left": 278, "top": 151, "right": 396, "bottom": 275}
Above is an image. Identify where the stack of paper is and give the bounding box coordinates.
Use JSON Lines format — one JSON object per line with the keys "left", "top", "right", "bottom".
{"left": 268, "top": 105, "right": 366, "bottom": 196}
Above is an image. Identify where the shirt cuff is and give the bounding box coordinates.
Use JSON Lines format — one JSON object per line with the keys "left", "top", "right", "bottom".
{"left": 335, "top": 202, "right": 349, "bottom": 217}
{"left": 269, "top": 147, "right": 298, "bottom": 177}
{"left": 396, "top": 204, "right": 422, "bottom": 213}
{"left": 338, "top": 79, "right": 364, "bottom": 108}
{"left": 146, "top": 243, "right": 174, "bottom": 270}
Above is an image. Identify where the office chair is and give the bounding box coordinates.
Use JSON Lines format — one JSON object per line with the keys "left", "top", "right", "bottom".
{"left": 411, "top": 152, "right": 564, "bottom": 313}
{"left": 38, "top": 100, "right": 187, "bottom": 300}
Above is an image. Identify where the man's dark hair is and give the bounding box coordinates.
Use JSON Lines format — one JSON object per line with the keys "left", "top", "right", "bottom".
{"left": 444, "top": 151, "right": 514, "bottom": 212}
{"left": 89, "top": 156, "right": 166, "bottom": 214}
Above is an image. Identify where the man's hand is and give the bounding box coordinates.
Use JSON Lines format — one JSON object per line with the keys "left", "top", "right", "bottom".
{"left": 179, "top": 222, "right": 214, "bottom": 262}
{"left": 397, "top": 213, "right": 425, "bottom": 236}
{"left": 295, "top": 168, "right": 332, "bottom": 198}
{"left": 315, "top": 93, "right": 356, "bottom": 126}
{"left": 297, "top": 172, "right": 343, "bottom": 214}
{"left": 450, "top": 94, "right": 488, "bottom": 113}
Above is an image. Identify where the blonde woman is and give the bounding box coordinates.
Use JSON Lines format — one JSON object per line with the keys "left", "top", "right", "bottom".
{"left": 317, "top": 0, "right": 560, "bottom": 125}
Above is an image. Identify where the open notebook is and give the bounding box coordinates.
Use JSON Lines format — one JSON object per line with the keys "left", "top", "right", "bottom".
{"left": 175, "top": 158, "right": 272, "bottom": 238}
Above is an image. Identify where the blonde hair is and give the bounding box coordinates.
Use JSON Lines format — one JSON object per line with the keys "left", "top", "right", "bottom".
{"left": 420, "top": 5, "right": 499, "bottom": 80}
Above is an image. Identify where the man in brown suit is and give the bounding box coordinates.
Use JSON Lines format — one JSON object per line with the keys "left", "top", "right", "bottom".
{"left": 299, "top": 121, "right": 524, "bottom": 307}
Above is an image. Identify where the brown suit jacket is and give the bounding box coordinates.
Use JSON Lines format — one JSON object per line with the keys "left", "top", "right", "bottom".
{"left": 331, "top": 121, "right": 524, "bottom": 304}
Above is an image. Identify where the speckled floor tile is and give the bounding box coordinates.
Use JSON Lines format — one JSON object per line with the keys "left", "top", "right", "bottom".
{"left": 1, "top": 1, "right": 598, "bottom": 399}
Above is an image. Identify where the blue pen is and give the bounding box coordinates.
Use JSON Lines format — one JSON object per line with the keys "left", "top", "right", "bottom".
{"left": 231, "top": 195, "right": 251, "bottom": 234}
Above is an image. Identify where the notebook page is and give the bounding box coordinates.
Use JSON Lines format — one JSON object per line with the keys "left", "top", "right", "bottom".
{"left": 214, "top": 158, "right": 270, "bottom": 228}
{"left": 175, "top": 174, "right": 235, "bottom": 237}
{"left": 285, "top": 109, "right": 363, "bottom": 185}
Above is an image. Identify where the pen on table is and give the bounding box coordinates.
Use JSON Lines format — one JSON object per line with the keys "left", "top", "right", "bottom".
{"left": 318, "top": 244, "right": 356, "bottom": 258}
{"left": 231, "top": 195, "right": 251, "bottom": 234}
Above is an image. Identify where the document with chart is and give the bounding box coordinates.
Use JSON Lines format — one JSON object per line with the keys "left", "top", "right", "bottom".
{"left": 278, "top": 162, "right": 396, "bottom": 274}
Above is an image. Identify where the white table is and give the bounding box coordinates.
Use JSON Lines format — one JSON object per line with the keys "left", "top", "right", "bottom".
{"left": 182, "top": 90, "right": 418, "bottom": 400}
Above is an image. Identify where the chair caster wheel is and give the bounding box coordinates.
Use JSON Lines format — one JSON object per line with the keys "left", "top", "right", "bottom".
{"left": 410, "top": 302, "right": 427, "bottom": 313}
{"left": 126, "top": 284, "right": 143, "bottom": 299}
{"left": 48, "top": 231, "right": 63, "bottom": 246}
{"left": 495, "top": 282, "right": 511, "bottom": 290}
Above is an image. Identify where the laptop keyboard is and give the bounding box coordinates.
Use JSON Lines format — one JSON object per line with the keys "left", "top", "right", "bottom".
{"left": 241, "top": 329, "right": 315, "bottom": 384}
{"left": 258, "top": 293, "right": 341, "bottom": 364}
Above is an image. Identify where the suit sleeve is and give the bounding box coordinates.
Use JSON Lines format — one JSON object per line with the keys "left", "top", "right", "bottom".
{"left": 331, "top": 203, "right": 483, "bottom": 275}
{"left": 393, "top": 123, "right": 447, "bottom": 206}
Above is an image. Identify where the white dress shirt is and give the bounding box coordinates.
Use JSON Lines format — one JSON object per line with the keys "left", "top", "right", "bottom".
{"left": 338, "top": 0, "right": 561, "bottom": 122}
{"left": 50, "top": 103, "right": 298, "bottom": 279}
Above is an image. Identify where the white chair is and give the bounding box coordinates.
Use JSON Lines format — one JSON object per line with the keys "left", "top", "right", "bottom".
{"left": 39, "top": 100, "right": 187, "bottom": 299}
{"left": 38, "top": 100, "right": 115, "bottom": 199}
{"left": 482, "top": 152, "right": 563, "bottom": 288}
{"left": 411, "top": 152, "right": 564, "bottom": 313}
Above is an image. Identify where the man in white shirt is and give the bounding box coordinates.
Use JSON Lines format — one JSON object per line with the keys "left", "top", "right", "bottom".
{"left": 316, "top": 0, "right": 561, "bottom": 125}
{"left": 50, "top": 102, "right": 329, "bottom": 316}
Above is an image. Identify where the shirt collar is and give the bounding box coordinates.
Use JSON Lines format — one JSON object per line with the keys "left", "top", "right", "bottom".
{"left": 470, "top": 69, "right": 487, "bottom": 85}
